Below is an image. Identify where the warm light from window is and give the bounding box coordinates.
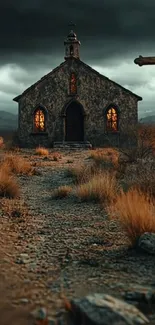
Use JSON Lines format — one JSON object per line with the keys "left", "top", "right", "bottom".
{"left": 34, "top": 109, "right": 45, "bottom": 132}
{"left": 70, "top": 73, "right": 77, "bottom": 94}
{"left": 106, "top": 107, "right": 118, "bottom": 131}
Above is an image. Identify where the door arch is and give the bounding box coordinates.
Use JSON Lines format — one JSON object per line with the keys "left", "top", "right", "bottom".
{"left": 65, "top": 101, "right": 84, "bottom": 141}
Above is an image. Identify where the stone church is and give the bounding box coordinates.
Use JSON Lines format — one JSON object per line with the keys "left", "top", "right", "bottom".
{"left": 13, "top": 28, "right": 142, "bottom": 148}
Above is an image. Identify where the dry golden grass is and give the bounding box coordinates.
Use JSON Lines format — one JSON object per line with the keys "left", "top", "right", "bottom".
{"left": 0, "top": 168, "right": 20, "bottom": 198}
{"left": 51, "top": 185, "right": 72, "bottom": 198}
{"left": 51, "top": 152, "right": 62, "bottom": 161}
{"left": 107, "top": 188, "right": 155, "bottom": 246}
{"left": 35, "top": 146, "right": 49, "bottom": 156}
{"left": 67, "top": 163, "right": 100, "bottom": 184}
{"left": 1, "top": 154, "right": 33, "bottom": 175}
{"left": 75, "top": 172, "right": 119, "bottom": 203}
{"left": 89, "top": 148, "right": 119, "bottom": 165}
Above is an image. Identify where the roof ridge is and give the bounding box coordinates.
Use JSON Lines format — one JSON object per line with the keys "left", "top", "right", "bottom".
{"left": 13, "top": 61, "right": 66, "bottom": 102}
{"left": 75, "top": 58, "right": 142, "bottom": 101}
{"left": 13, "top": 57, "right": 142, "bottom": 102}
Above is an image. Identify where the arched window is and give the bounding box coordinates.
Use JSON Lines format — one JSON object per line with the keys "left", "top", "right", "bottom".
{"left": 70, "top": 73, "right": 77, "bottom": 94}
{"left": 105, "top": 106, "right": 118, "bottom": 132}
{"left": 34, "top": 108, "right": 46, "bottom": 132}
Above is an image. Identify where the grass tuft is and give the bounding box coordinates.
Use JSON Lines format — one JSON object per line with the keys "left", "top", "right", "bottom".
{"left": 75, "top": 172, "right": 119, "bottom": 203}
{"left": 52, "top": 152, "right": 62, "bottom": 161}
{"left": 66, "top": 163, "right": 99, "bottom": 184}
{"left": 35, "top": 146, "right": 49, "bottom": 156}
{"left": 0, "top": 168, "right": 20, "bottom": 198}
{"left": 1, "top": 154, "right": 34, "bottom": 175}
{"left": 51, "top": 185, "right": 72, "bottom": 199}
{"left": 107, "top": 188, "right": 155, "bottom": 246}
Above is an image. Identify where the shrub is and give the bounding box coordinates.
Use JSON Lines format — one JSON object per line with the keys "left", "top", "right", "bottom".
{"left": 118, "top": 158, "right": 155, "bottom": 196}
{"left": 52, "top": 152, "right": 62, "bottom": 161}
{"left": 1, "top": 154, "right": 33, "bottom": 175}
{"left": 51, "top": 185, "right": 72, "bottom": 198}
{"left": 90, "top": 148, "right": 119, "bottom": 165}
{"left": 107, "top": 188, "right": 155, "bottom": 246}
{"left": 35, "top": 146, "right": 49, "bottom": 156}
{"left": 66, "top": 163, "right": 99, "bottom": 184}
{"left": 0, "top": 168, "right": 20, "bottom": 198}
{"left": 75, "top": 172, "right": 119, "bottom": 203}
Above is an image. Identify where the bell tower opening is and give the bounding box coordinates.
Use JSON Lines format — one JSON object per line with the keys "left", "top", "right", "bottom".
{"left": 64, "top": 23, "right": 81, "bottom": 60}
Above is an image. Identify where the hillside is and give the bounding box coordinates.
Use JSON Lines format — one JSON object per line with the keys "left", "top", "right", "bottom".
{"left": 139, "top": 115, "right": 155, "bottom": 124}
{"left": 0, "top": 111, "right": 18, "bottom": 130}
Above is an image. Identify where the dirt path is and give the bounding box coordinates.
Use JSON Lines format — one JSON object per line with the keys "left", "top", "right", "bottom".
{"left": 0, "top": 149, "right": 155, "bottom": 323}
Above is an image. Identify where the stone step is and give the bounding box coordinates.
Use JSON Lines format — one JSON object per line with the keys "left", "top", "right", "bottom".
{"left": 53, "top": 141, "right": 92, "bottom": 150}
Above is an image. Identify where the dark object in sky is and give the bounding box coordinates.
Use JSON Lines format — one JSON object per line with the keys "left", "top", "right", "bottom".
{"left": 134, "top": 55, "right": 155, "bottom": 66}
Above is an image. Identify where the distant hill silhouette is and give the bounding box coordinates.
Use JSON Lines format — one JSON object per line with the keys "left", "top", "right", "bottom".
{"left": 0, "top": 110, "right": 155, "bottom": 133}
{"left": 0, "top": 111, "right": 18, "bottom": 130}
{"left": 139, "top": 115, "right": 155, "bottom": 124}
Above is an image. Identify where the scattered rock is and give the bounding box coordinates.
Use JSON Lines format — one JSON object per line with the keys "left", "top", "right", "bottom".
{"left": 138, "top": 233, "right": 155, "bottom": 255}
{"left": 19, "top": 298, "right": 29, "bottom": 304}
{"left": 79, "top": 258, "right": 99, "bottom": 267}
{"left": 67, "top": 293, "right": 149, "bottom": 325}
{"left": 122, "top": 284, "right": 155, "bottom": 303}
{"left": 31, "top": 307, "right": 47, "bottom": 320}
{"left": 15, "top": 253, "right": 30, "bottom": 264}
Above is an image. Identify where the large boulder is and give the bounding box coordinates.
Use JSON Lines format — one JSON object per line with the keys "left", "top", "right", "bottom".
{"left": 67, "top": 293, "right": 149, "bottom": 325}
{"left": 138, "top": 232, "right": 155, "bottom": 255}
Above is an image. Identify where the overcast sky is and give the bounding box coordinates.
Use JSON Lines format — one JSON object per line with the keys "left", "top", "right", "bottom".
{"left": 1, "top": 0, "right": 155, "bottom": 117}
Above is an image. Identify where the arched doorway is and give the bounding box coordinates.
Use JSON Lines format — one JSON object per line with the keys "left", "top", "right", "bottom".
{"left": 65, "top": 101, "right": 84, "bottom": 141}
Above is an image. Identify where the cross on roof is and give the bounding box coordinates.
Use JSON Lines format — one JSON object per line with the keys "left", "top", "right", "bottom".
{"left": 68, "top": 22, "right": 76, "bottom": 29}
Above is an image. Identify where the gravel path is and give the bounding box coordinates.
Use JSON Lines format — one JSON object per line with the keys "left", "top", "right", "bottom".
{"left": 0, "top": 149, "right": 155, "bottom": 323}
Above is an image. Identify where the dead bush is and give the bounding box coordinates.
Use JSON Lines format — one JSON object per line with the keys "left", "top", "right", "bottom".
{"left": 75, "top": 172, "right": 119, "bottom": 203}
{"left": 35, "top": 146, "right": 49, "bottom": 156}
{"left": 66, "top": 163, "right": 100, "bottom": 184}
{"left": 107, "top": 188, "right": 155, "bottom": 246}
{"left": 51, "top": 185, "right": 72, "bottom": 198}
{"left": 1, "top": 154, "right": 33, "bottom": 175}
{"left": 118, "top": 158, "right": 155, "bottom": 197}
{"left": 52, "top": 152, "right": 62, "bottom": 161}
{"left": 0, "top": 168, "right": 20, "bottom": 198}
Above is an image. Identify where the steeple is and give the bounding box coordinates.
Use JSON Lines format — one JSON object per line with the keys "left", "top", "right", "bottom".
{"left": 64, "top": 23, "right": 81, "bottom": 60}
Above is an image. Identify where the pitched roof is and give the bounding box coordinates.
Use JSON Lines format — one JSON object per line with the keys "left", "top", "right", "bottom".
{"left": 78, "top": 59, "right": 142, "bottom": 101}
{"left": 13, "top": 57, "right": 142, "bottom": 102}
{"left": 13, "top": 61, "right": 67, "bottom": 102}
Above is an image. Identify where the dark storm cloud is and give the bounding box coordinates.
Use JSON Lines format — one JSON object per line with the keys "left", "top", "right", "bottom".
{"left": 1, "top": 0, "right": 155, "bottom": 117}
{"left": 0, "top": 0, "right": 155, "bottom": 64}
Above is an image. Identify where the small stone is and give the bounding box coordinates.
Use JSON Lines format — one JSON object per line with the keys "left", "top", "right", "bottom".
{"left": 138, "top": 232, "right": 155, "bottom": 255}
{"left": 23, "top": 279, "right": 31, "bottom": 284}
{"left": 122, "top": 284, "right": 155, "bottom": 303}
{"left": 15, "top": 253, "right": 30, "bottom": 264}
{"left": 31, "top": 307, "right": 47, "bottom": 320}
{"left": 20, "top": 298, "right": 29, "bottom": 304}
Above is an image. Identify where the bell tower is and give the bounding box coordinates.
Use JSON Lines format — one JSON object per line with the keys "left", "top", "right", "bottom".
{"left": 64, "top": 23, "right": 81, "bottom": 60}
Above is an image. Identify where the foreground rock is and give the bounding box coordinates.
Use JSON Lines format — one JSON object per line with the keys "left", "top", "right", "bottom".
{"left": 122, "top": 284, "right": 155, "bottom": 303}
{"left": 138, "top": 233, "right": 155, "bottom": 255}
{"left": 67, "top": 293, "right": 149, "bottom": 325}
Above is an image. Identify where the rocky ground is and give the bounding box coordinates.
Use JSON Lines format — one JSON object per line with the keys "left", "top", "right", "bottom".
{"left": 0, "top": 149, "right": 155, "bottom": 324}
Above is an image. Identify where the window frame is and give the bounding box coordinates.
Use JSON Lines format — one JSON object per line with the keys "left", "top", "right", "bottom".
{"left": 104, "top": 105, "right": 119, "bottom": 133}
{"left": 33, "top": 107, "right": 46, "bottom": 133}
{"left": 69, "top": 72, "right": 77, "bottom": 95}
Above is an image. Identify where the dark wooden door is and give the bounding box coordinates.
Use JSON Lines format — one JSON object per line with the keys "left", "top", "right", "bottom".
{"left": 65, "top": 102, "right": 84, "bottom": 141}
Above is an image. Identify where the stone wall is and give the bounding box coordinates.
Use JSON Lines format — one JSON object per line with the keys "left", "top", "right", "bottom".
{"left": 17, "top": 58, "right": 141, "bottom": 148}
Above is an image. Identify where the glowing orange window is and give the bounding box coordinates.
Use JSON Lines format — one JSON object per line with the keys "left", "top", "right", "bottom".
{"left": 34, "top": 109, "right": 45, "bottom": 132}
{"left": 106, "top": 107, "right": 118, "bottom": 132}
{"left": 70, "top": 73, "right": 77, "bottom": 94}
